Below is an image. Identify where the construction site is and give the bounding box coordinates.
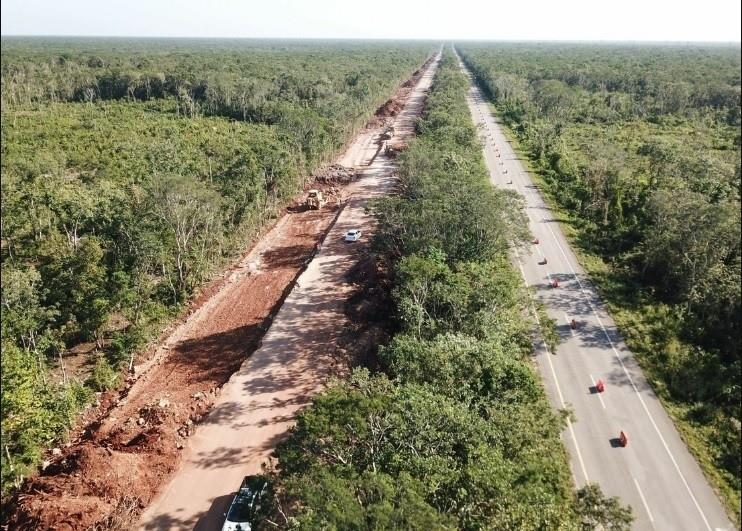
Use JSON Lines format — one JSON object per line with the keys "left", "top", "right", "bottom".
{"left": 3, "top": 53, "right": 439, "bottom": 531}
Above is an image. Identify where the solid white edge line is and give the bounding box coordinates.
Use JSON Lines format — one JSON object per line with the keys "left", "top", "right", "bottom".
{"left": 463, "top": 54, "right": 715, "bottom": 531}
{"left": 513, "top": 249, "right": 590, "bottom": 486}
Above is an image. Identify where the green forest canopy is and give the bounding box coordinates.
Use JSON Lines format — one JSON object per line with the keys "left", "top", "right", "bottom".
{"left": 0, "top": 38, "right": 433, "bottom": 496}
{"left": 457, "top": 41, "right": 741, "bottom": 518}
{"left": 263, "top": 50, "right": 632, "bottom": 531}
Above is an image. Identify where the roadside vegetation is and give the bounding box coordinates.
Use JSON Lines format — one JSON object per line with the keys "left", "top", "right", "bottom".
{"left": 0, "top": 37, "right": 433, "bottom": 497}
{"left": 457, "top": 42, "right": 741, "bottom": 519}
{"left": 264, "top": 50, "right": 632, "bottom": 530}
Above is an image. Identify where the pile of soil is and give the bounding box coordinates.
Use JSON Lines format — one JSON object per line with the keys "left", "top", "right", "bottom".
{"left": 315, "top": 163, "right": 357, "bottom": 184}
{"left": 367, "top": 53, "right": 436, "bottom": 130}
{"left": 1, "top": 54, "right": 437, "bottom": 531}
{"left": 375, "top": 98, "right": 405, "bottom": 120}
{"left": 3, "top": 205, "right": 338, "bottom": 531}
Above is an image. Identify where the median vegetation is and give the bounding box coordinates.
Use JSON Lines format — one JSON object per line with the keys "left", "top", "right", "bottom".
{"left": 458, "top": 42, "right": 741, "bottom": 519}
{"left": 0, "top": 38, "right": 433, "bottom": 496}
{"left": 264, "top": 49, "right": 632, "bottom": 530}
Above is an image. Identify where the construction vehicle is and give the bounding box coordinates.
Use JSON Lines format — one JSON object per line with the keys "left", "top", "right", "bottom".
{"left": 379, "top": 125, "right": 395, "bottom": 141}
{"left": 305, "top": 189, "right": 327, "bottom": 210}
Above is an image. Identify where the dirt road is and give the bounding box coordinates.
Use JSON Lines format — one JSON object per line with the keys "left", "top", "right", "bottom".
{"left": 4, "top": 56, "right": 437, "bottom": 531}
{"left": 137, "top": 54, "right": 440, "bottom": 530}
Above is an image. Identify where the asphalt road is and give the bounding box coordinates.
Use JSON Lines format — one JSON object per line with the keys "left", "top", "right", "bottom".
{"left": 137, "top": 53, "right": 440, "bottom": 531}
{"left": 455, "top": 50, "right": 734, "bottom": 531}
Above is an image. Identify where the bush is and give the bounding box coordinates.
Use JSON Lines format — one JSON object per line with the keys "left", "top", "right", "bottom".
{"left": 86, "top": 356, "right": 121, "bottom": 393}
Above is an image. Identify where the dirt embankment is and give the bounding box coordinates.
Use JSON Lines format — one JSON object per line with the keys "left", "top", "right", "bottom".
{"left": 2, "top": 56, "right": 433, "bottom": 531}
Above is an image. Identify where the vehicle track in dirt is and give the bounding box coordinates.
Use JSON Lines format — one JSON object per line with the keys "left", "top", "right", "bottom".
{"left": 137, "top": 51, "right": 441, "bottom": 531}
{"left": 3, "top": 54, "right": 437, "bottom": 531}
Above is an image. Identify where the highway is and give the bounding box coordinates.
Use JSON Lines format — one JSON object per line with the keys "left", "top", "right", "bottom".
{"left": 454, "top": 49, "right": 734, "bottom": 531}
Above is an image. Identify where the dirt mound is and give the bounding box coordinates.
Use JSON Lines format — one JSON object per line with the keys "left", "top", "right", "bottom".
{"left": 315, "top": 163, "right": 357, "bottom": 184}
{"left": 367, "top": 54, "right": 435, "bottom": 131}
{"left": 13, "top": 494, "right": 113, "bottom": 531}
{"left": 2, "top": 54, "right": 435, "bottom": 531}
{"left": 10, "top": 444, "right": 167, "bottom": 531}
{"left": 375, "top": 98, "right": 405, "bottom": 119}
{"left": 2, "top": 205, "right": 339, "bottom": 530}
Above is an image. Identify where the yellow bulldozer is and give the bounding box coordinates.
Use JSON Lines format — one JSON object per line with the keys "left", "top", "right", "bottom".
{"left": 306, "top": 189, "right": 327, "bottom": 210}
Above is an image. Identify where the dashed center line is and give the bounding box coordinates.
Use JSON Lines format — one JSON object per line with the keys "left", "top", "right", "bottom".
{"left": 589, "top": 373, "right": 607, "bottom": 410}
{"left": 463, "top": 57, "right": 717, "bottom": 531}
{"left": 633, "top": 477, "right": 656, "bottom": 526}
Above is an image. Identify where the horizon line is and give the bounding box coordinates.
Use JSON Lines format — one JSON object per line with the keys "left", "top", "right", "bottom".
{"left": 1, "top": 34, "right": 740, "bottom": 45}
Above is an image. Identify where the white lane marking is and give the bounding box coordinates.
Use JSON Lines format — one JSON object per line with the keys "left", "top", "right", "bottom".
{"left": 541, "top": 222, "right": 714, "bottom": 530}
{"left": 515, "top": 250, "right": 590, "bottom": 485}
{"left": 469, "top": 63, "right": 715, "bottom": 531}
{"left": 633, "top": 477, "right": 656, "bottom": 525}
{"left": 589, "top": 374, "right": 606, "bottom": 410}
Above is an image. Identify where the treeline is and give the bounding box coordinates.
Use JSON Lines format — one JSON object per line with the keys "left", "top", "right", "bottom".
{"left": 0, "top": 39, "right": 432, "bottom": 496}
{"left": 1, "top": 38, "right": 431, "bottom": 168}
{"left": 261, "top": 50, "right": 632, "bottom": 530}
{"left": 457, "top": 43, "right": 740, "bottom": 126}
{"left": 458, "top": 43, "right": 741, "bottom": 513}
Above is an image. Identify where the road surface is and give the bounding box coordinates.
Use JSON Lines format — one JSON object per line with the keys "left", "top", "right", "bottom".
{"left": 137, "top": 53, "right": 440, "bottom": 531}
{"left": 455, "top": 49, "right": 733, "bottom": 531}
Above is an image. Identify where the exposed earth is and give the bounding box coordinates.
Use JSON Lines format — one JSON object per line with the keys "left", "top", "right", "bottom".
{"left": 137, "top": 51, "right": 440, "bottom": 531}
{"left": 3, "top": 54, "right": 437, "bottom": 531}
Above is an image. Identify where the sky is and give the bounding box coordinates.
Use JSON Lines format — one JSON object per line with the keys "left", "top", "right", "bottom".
{"left": 1, "top": 0, "right": 740, "bottom": 42}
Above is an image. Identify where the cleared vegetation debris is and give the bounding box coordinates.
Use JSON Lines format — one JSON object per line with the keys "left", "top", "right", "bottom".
{"left": 2, "top": 53, "right": 437, "bottom": 531}
{"left": 314, "top": 164, "right": 358, "bottom": 185}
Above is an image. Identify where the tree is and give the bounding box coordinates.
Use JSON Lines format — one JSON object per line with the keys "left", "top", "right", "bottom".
{"left": 573, "top": 484, "right": 633, "bottom": 530}
{"left": 279, "top": 469, "right": 456, "bottom": 530}
{"left": 0, "top": 341, "right": 89, "bottom": 496}
{"left": 380, "top": 333, "right": 539, "bottom": 406}
{"left": 0, "top": 264, "right": 56, "bottom": 351}
{"left": 146, "top": 173, "right": 223, "bottom": 300}
{"left": 40, "top": 236, "right": 110, "bottom": 342}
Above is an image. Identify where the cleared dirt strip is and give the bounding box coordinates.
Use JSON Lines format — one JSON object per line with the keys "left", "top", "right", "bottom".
{"left": 137, "top": 54, "right": 441, "bottom": 530}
